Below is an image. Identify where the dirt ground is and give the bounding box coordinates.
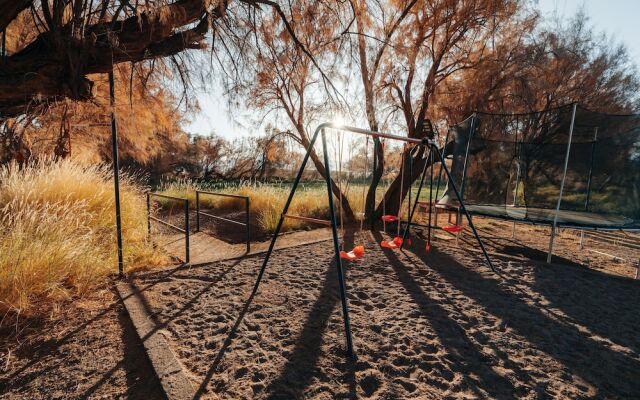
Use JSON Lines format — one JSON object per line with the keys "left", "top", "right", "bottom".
{"left": 0, "top": 288, "right": 165, "bottom": 400}
{"left": 467, "top": 217, "right": 640, "bottom": 279}
{"left": 2, "top": 217, "right": 637, "bottom": 399}
{"left": 129, "top": 222, "right": 640, "bottom": 399}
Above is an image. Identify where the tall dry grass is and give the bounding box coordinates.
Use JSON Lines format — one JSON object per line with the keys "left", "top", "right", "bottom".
{"left": 157, "top": 179, "right": 436, "bottom": 232}
{"left": 159, "top": 180, "right": 338, "bottom": 232}
{"left": 0, "top": 160, "right": 164, "bottom": 318}
{"left": 159, "top": 179, "right": 442, "bottom": 234}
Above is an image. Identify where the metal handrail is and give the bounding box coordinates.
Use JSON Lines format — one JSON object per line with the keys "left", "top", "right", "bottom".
{"left": 147, "top": 192, "right": 190, "bottom": 264}
{"left": 197, "top": 190, "right": 249, "bottom": 200}
{"left": 149, "top": 192, "right": 188, "bottom": 201}
{"left": 195, "top": 190, "right": 250, "bottom": 253}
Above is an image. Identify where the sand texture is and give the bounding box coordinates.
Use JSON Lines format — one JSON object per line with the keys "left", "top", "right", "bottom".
{"left": 130, "top": 227, "right": 640, "bottom": 399}
{"left": 0, "top": 289, "right": 164, "bottom": 399}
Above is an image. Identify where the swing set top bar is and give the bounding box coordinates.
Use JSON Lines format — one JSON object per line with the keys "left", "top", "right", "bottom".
{"left": 319, "top": 122, "right": 436, "bottom": 146}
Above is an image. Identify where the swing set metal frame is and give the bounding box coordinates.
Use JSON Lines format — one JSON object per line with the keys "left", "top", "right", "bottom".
{"left": 249, "top": 122, "right": 495, "bottom": 358}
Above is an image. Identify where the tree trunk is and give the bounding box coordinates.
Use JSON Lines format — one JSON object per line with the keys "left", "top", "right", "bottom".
{"left": 364, "top": 137, "right": 383, "bottom": 221}
{"left": 374, "top": 140, "right": 455, "bottom": 218}
{"left": 0, "top": 0, "right": 218, "bottom": 118}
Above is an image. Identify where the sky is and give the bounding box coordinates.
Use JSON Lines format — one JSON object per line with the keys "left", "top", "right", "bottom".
{"left": 184, "top": 0, "right": 640, "bottom": 140}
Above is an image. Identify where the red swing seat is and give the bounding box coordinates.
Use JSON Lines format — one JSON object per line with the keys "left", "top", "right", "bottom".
{"left": 380, "top": 236, "right": 405, "bottom": 249}
{"left": 442, "top": 225, "right": 464, "bottom": 233}
{"left": 381, "top": 215, "right": 399, "bottom": 223}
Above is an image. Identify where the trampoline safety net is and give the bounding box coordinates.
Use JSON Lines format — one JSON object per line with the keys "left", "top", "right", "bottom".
{"left": 439, "top": 104, "right": 640, "bottom": 229}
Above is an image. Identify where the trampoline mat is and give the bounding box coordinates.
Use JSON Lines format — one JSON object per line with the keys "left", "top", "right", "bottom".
{"left": 464, "top": 205, "right": 639, "bottom": 229}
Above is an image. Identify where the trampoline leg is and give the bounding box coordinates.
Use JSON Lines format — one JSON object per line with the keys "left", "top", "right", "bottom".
{"left": 635, "top": 261, "right": 639, "bottom": 280}
{"left": 434, "top": 207, "right": 438, "bottom": 228}
{"left": 511, "top": 221, "right": 516, "bottom": 239}
{"left": 579, "top": 231, "right": 584, "bottom": 249}
{"left": 547, "top": 225, "right": 556, "bottom": 264}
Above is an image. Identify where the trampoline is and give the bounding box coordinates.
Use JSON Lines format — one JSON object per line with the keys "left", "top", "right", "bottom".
{"left": 438, "top": 104, "right": 640, "bottom": 261}
{"left": 463, "top": 205, "right": 636, "bottom": 230}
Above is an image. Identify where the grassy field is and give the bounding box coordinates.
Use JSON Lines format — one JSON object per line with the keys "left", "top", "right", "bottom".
{"left": 157, "top": 179, "right": 444, "bottom": 233}
{"left": 0, "top": 160, "right": 165, "bottom": 319}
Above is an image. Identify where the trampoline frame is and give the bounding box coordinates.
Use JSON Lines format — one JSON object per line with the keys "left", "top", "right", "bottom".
{"left": 441, "top": 103, "right": 640, "bottom": 264}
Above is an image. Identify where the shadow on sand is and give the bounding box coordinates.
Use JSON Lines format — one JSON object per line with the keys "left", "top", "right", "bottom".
{"left": 400, "top": 233, "right": 640, "bottom": 398}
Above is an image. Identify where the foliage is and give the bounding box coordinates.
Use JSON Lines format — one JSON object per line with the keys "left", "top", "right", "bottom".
{"left": 159, "top": 179, "right": 364, "bottom": 234}
{"left": 14, "top": 66, "right": 189, "bottom": 165}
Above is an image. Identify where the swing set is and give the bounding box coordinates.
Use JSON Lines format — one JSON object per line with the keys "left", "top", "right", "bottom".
{"left": 249, "top": 123, "right": 495, "bottom": 357}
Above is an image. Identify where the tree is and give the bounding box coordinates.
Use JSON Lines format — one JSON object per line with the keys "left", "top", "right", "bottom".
{"left": 12, "top": 65, "right": 189, "bottom": 165}
{"left": 434, "top": 10, "right": 640, "bottom": 119}
{"left": 341, "top": 0, "right": 521, "bottom": 217}
{"left": 235, "top": 1, "right": 357, "bottom": 219}
{"left": 346, "top": 0, "right": 418, "bottom": 220}
{"left": 0, "top": 0, "right": 326, "bottom": 120}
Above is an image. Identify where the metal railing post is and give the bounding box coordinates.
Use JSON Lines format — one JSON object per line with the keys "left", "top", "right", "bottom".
{"left": 246, "top": 197, "right": 251, "bottom": 253}
{"left": 185, "top": 199, "right": 190, "bottom": 264}
{"left": 109, "top": 71, "right": 124, "bottom": 277}
{"left": 196, "top": 191, "right": 200, "bottom": 232}
{"left": 146, "top": 193, "right": 151, "bottom": 241}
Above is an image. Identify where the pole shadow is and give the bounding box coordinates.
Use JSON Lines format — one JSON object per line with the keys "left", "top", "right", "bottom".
{"left": 403, "top": 234, "right": 640, "bottom": 398}
{"left": 372, "top": 231, "right": 517, "bottom": 399}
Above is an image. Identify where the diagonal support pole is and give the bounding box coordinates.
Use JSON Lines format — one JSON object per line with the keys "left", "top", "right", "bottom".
{"left": 250, "top": 130, "right": 321, "bottom": 297}
{"left": 321, "top": 129, "right": 355, "bottom": 357}
{"left": 430, "top": 142, "right": 498, "bottom": 274}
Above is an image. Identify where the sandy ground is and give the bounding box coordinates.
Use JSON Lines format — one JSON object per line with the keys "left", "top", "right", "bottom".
{"left": 130, "top": 226, "right": 640, "bottom": 399}
{"left": 468, "top": 217, "right": 640, "bottom": 279}
{"left": 0, "top": 288, "right": 165, "bottom": 400}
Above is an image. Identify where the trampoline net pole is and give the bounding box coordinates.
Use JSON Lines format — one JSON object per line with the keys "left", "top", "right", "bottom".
{"left": 584, "top": 127, "right": 598, "bottom": 212}
{"left": 512, "top": 141, "right": 522, "bottom": 239}
{"left": 547, "top": 103, "right": 578, "bottom": 264}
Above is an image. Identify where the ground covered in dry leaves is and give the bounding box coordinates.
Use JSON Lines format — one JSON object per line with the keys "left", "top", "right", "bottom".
{"left": 0, "top": 289, "right": 164, "bottom": 399}
{"left": 131, "top": 223, "right": 640, "bottom": 399}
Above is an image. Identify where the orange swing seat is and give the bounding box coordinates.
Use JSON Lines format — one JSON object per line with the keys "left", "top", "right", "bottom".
{"left": 340, "top": 245, "right": 365, "bottom": 261}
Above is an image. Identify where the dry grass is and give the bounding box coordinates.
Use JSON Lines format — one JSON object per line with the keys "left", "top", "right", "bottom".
{"left": 155, "top": 180, "right": 444, "bottom": 233}
{"left": 0, "top": 160, "right": 165, "bottom": 318}
{"left": 158, "top": 180, "right": 444, "bottom": 234}
{"left": 159, "top": 180, "right": 374, "bottom": 233}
